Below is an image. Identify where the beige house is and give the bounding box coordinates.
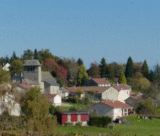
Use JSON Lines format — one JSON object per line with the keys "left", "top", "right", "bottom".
{"left": 2, "top": 63, "right": 10, "bottom": 71}
{"left": 89, "top": 101, "right": 133, "bottom": 120}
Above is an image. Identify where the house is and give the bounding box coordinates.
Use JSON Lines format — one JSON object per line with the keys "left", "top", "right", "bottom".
{"left": 89, "top": 101, "right": 133, "bottom": 120}
{"left": 85, "top": 78, "right": 111, "bottom": 87}
{"left": 12, "top": 59, "right": 60, "bottom": 95}
{"left": 57, "top": 111, "right": 89, "bottom": 126}
{"left": 0, "top": 92, "right": 21, "bottom": 116}
{"left": 111, "top": 83, "right": 132, "bottom": 103}
{"left": 59, "top": 87, "right": 69, "bottom": 98}
{"left": 2, "top": 63, "right": 10, "bottom": 71}
{"left": 46, "top": 94, "right": 62, "bottom": 106}
{"left": 14, "top": 84, "right": 32, "bottom": 93}
{"left": 125, "top": 92, "right": 142, "bottom": 106}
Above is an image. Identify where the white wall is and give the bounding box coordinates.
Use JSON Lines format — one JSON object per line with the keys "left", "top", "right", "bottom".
{"left": 113, "top": 108, "right": 122, "bottom": 120}
{"left": 118, "top": 90, "right": 130, "bottom": 103}
{"left": 53, "top": 95, "right": 62, "bottom": 106}
{"left": 50, "top": 86, "right": 59, "bottom": 94}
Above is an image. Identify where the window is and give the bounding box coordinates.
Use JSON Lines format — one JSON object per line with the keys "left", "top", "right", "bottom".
{"left": 124, "top": 109, "right": 127, "bottom": 112}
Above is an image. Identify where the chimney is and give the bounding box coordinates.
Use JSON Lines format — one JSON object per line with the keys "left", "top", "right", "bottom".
{"left": 116, "top": 82, "right": 119, "bottom": 86}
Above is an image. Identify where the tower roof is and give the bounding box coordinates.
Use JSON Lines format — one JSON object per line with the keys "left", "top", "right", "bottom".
{"left": 23, "top": 60, "right": 41, "bottom": 66}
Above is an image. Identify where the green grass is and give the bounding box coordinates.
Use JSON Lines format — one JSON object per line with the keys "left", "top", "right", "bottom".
{"left": 61, "top": 102, "right": 89, "bottom": 111}
{"left": 58, "top": 116, "right": 160, "bottom": 136}
{"left": 132, "top": 89, "right": 142, "bottom": 92}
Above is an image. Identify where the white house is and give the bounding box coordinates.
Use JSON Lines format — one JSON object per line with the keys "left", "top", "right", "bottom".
{"left": 46, "top": 94, "right": 62, "bottom": 106}
{"left": 89, "top": 101, "right": 133, "bottom": 120}
{"left": 2, "top": 63, "right": 10, "bottom": 71}
{"left": 0, "top": 92, "right": 21, "bottom": 116}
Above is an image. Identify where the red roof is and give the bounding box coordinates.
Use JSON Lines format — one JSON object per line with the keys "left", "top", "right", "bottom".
{"left": 46, "top": 94, "right": 57, "bottom": 99}
{"left": 101, "top": 101, "right": 132, "bottom": 108}
{"left": 66, "top": 86, "right": 111, "bottom": 93}
{"left": 130, "top": 92, "right": 141, "bottom": 96}
{"left": 112, "top": 84, "right": 130, "bottom": 92}
{"left": 18, "top": 84, "right": 32, "bottom": 90}
{"left": 92, "top": 78, "right": 110, "bottom": 85}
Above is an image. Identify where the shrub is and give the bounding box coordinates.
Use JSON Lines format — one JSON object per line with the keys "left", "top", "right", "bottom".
{"left": 76, "top": 122, "right": 82, "bottom": 127}
{"left": 89, "top": 116, "right": 111, "bottom": 127}
{"left": 77, "top": 89, "right": 84, "bottom": 95}
{"left": 49, "top": 105, "right": 62, "bottom": 115}
{"left": 65, "top": 122, "right": 74, "bottom": 126}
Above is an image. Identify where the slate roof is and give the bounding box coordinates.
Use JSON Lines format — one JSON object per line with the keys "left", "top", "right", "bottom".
{"left": 58, "top": 111, "right": 89, "bottom": 115}
{"left": 18, "top": 84, "right": 32, "bottom": 90}
{"left": 92, "top": 78, "right": 111, "bottom": 85}
{"left": 112, "top": 84, "right": 130, "bottom": 92}
{"left": 23, "top": 60, "right": 41, "bottom": 66}
{"left": 42, "top": 72, "right": 59, "bottom": 86}
{"left": 21, "top": 79, "right": 39, "bottom": 85}
{"left": 101, "top": 101, "right": 133, "bottom": 109}
{"left": 66, "top": 86, "right": 111, "bottom": 94}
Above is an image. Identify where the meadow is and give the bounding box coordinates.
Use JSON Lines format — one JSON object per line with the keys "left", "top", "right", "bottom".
{"left": 58, "top": 116, "right": 160, "bottom": 136}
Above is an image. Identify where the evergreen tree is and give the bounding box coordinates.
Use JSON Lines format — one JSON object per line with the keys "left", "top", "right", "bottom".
{"left": 34, "top": 49, "right": 39, "bottom": 59}
{"left": 10, "top": 51, "right": 17, "bottom": 63}
{"left": 87, "top": 62, "right": 100, "bottom": 78}
{"left": 4, "top": 55, "right": 10, "bottom": 63}
{"left": 148, "top": 70, "right": 155, "bottom": 82}
{"left": 99, "top": 57, "right": 107, "bottom": 78}
{"left": 107, "top": 65, "right": 115, "bottom": 81}
{"left": 125, "top": 57, "right": 134, "bottom": 78}
{"left": 141, "top": 60, "right": 149, "bottom": 79}
{"left": 77, "top": 58, "right": 83, "bottom": 66}
{"left": 118, "top": 72, "right": 127, "bottom": 84}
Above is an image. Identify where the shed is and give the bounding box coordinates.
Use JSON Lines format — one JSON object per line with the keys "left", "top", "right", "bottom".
{"left": 46, "top": 94, "right": 61, "bottom": 106}
{"left": 57, "top": 111, "right": 89, "bottom": 126}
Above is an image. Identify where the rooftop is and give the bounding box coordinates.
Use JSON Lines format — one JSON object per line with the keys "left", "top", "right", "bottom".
{"left": 58, "top": 111, "right": 89, "bottom": 115}
{"left": 23, "top": 60, "right": 41, "bottom": 66}
{"left": 92, "top": 78, "right": 111, "bottom": 85}
{"left": 101, "top": 101, "right": 132, "bottom": 108}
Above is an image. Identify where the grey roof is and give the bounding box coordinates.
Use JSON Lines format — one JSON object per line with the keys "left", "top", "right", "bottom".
{"left": 23, "top": 60, "right": 41, "bottom": 66}
{"left": 58, "top": 111, "right": 89, "bottom": 115}
{"left": 42, "top": 72, "right": 59, "bottom": 86}
{"left": 21, "top": 79, "right": 39, "bottom": 85}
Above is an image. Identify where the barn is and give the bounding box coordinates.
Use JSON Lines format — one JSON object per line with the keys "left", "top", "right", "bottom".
{"left": 57, "top": 111, "right": 89, "bottom": 126}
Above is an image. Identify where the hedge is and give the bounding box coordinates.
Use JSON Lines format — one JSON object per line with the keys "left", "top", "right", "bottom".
{"left": 89, "top": 116, "right": 111, "bottom": 127}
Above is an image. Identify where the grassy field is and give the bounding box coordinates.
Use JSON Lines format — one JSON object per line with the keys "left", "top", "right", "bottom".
{"left": 58, "top": 116, "right": 160, "bottom": 136}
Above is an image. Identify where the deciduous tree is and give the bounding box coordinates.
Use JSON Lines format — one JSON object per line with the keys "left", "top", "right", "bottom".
{"left": 118, "top": 72, "right": 127, "bottom": 84}
{"left": 87, "top": 62, "right": 100, "bottom": 78}
{"left": 77, "top": 65, "right": 88, "bottom": 86}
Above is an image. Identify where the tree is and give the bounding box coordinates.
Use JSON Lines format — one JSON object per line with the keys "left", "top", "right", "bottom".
{"left": 125, "top": 57, "right": 134, "bottom": 78}
{"left": 87, "top": 62, "right": 100, "bottom": 78}
{"left": 34, "top": 49, "right": 39, "bottom": 59}
{"left": 77, "top": 65, "right": 88, "bottom": 86}
{"left": 118, "top": 72, "right": 127, "bottom": 84}
{"left": 77, "top": 58, "right": 83, "bottom": 66}
{"left": 77, "top": 89, "right": 84, "bottom": 95}
{"left": 4, "top": 55, "right": 10, "bottom": 63}
{"left": 0, "top": 66, "right": 11, "bottom": 84}
{"left": 99, "top": 57, "right": 107, "bottom": 78}
{"left": 22, "top": 49, "right": 34, "bottom": 60}
{"left": 20, "top": 87, "right": 57, "bottom": 134}
{"left": 107, "top": 64, "right": 115, "bottom": 81}
{"left": 10, "top": 51, "right": 17, "bottom": 63}
{"left": 9, "top": 59, "right": 23, "bottom": 76}
{"left": 141, "top": 60, "right": 149, "bottom": 79}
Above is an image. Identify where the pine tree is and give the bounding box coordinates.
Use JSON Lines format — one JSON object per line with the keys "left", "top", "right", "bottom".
{"left": 77, "top": 58, "right": 83, "bottom": 66}
{"left": 34, "top": 49, "right": 39, "bottom": 59}
{"left": 99, "top": 57, "right": 107, "bottom": 78}
{"left": 118, "top": 72, "right": 127, "bottom": 84}
{"left": 141, "top": 60, "right": 149, "bottom": 79}
{"left": 125, "top": 57, "right": 134, "bottom": 78}
{"left": 148, "top": 70, "right": 155, "bottom": 82}
{"left": 10, "top": 51, "right": 17, "bottom": 63}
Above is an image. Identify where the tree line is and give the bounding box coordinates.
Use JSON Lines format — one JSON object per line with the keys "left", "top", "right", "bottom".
{"left": 0, "top": 49, "right": 160, "bottom": 89}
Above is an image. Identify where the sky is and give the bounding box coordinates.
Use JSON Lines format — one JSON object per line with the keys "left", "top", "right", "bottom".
{"left": 0, "top": 0, "right": 160, "bottom": 69}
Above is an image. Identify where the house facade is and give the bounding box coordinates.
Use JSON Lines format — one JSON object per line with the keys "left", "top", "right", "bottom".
{"left": 89, "top": 101, "right": 133, "bottom": 120}
{"left": 46, "top": 94, "right": 62, "bottom": 106}
{"left": 57, "top": 111, "right": 89, "bottom": 126}
{"left": 2, "top": 63, "right": 10, "bottom": 71}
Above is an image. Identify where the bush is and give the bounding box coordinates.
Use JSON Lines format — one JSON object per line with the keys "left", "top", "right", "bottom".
{"left": 76, "top": 122, "right": 82, "bottom": 127}
{"left": 89, "top": 116, "right": 111, "bottom": 127}
{"left": 49, "top": 105, "right": 62, "bottom": 115}
{"left": 65, "top": 122, "right": 74, "bottom": 126}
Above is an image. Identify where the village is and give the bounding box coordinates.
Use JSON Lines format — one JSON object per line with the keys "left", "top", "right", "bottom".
{"left": 0, "top": 56, "right": 160, "bottom": 135}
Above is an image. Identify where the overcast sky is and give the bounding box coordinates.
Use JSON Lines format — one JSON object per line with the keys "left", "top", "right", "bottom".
{"left": 1, "top": 0, "right": 160, "bottom": 69}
